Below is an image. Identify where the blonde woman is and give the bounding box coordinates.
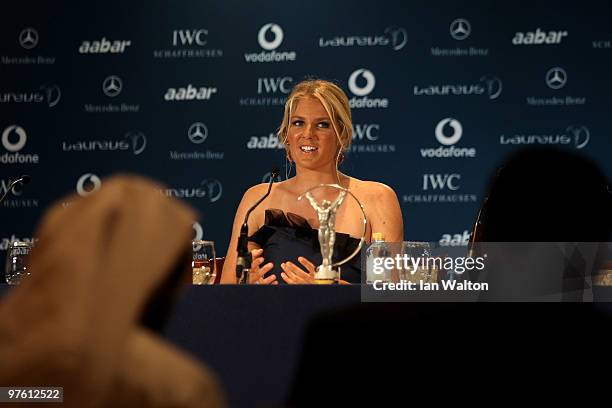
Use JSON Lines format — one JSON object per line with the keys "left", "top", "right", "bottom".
{"left": 221, "top": 79, "right": 403, "bottom": 284}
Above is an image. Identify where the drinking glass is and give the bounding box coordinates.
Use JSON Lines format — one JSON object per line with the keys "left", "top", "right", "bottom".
{"left": 400, "top": 241, "right": 437, "bottom": 283}
{"left": 192, "top": 240, "right": 216, "bottom": 285}
{"left": 4, "top": 241, "right": 33, "bottom": 285}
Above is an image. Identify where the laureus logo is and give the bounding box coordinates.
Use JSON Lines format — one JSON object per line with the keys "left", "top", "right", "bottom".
{"left": 76, "top": 173, "right": 102, "bottom": 196}
{"left": 318, "top": 26, "right": 407, "bottom": 51}
{"left": 480, "top": 75, "right": 503, "bottom": 100}
{"left": 41, "top": 84, "right": 61, "bottom": 107}
{"left": 201, "top": 179, "right": 223, "bottom": 203}
{"left": 499, "top": 125, "right": 590, "bottom": 149}
{"left": 413, "top": 75, "right": 502, "bottom": 100}
{"left": 384, "top": 26, "right": 408, "bottom": 51}
{"left": 566, "top": 125, "right": 590, "bottom": 149}
{"left": 125, "top": 131, "right": 147, "bottom": 155}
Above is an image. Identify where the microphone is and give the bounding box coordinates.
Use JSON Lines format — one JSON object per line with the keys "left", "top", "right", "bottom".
{"left": 0, "top": 175, "right": 31, "bottom": 207}
{"left": 236, "top": 167, "right": 279, "bottom": 284}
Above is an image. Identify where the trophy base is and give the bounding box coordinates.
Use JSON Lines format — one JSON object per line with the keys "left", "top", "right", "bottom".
{"left": 315, "top": 265, "right": 339, "bottom": 284}
{"left": 314, "top": 278, "right": 337, "bottom": 285}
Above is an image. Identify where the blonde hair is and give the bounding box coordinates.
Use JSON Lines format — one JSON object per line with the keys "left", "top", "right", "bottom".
{"left": 277, "top": 79, "right": 353, "bottom": 167}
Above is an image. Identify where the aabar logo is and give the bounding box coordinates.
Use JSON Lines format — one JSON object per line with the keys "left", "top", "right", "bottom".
{"left": 512, "top": 28, "right": 568, "bottom": 45}
{"left": 439, "top": 230, "right": 471, "bottom": 246}
{"left": 164, "top": 84, "right": 217, "bottom": 101}
{"left": 247, "top": 133, "right": 283, "bottom": 149}
{"left": 79, "top": 38, "right": 131, "bottom": 54}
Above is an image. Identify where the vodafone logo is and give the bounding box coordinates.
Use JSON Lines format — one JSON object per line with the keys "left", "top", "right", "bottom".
{"left": 76, "top": 173, "right": 102, "bottom": 196}
{"left": 258, "top": 23, "right": 284, "bottom": 50}
{"left": 245, "top": 23, "right": 296, "bottom": 63}
{"left": 435, "top": 118, "right": 463, "bottom": 145}
{"left": 2, "top": 125, "right": 27, "bottom": 152}
{"left": 348, "top": 69, "right": 376, "bottom": 96}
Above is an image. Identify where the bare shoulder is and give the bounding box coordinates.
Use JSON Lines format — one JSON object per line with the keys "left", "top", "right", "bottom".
{"left": 242, "top": 183, "right": 271, "bottom": 203}
{"left": 349, "top": 177, "right": 404, "bottom": 241}
{"left": 349, "top": 178, "right": 399, "bottom": 200}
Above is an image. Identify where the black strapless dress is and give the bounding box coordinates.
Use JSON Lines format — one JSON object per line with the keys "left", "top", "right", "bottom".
{"left": 249, "top": 209, "right": 362, "bottom": 284}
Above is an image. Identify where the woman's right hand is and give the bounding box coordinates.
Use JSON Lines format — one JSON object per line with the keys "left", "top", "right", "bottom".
{"left": 248, "top": 248, "right": 277, "bottom": 285}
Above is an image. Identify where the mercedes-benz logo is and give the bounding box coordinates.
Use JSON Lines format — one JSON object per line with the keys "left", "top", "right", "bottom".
{"left": 201, "top": 179, "right": 223, "bottom": 203}
{"left": 76, "top": 173, "right": 102, "bottom": 197}
{"left": 258, "top": 23, "right": 284, "bottom": 50}
{"left": 348, "top": 68, "right": 376, "bottom": 97}
{"left": 546, "top": 67, "right": 567, "bottom": 90}
{"left": 125, "top": 131, "right": 147, "bottom": 155}
{"left": 188, "top": 122, "right": 208, "bottom": 144}
{"left": 450, "top": 18, "right": 471, "bottom": 41}
{"left": 102, "top": 75, "right": 123, "bottom": 97}
{"left": 2, "top": 125, "right": 27, "bottom": 152}
{"left": 566, "top": 125, "right": 590, "bottom": 149}
{"left": 384, "top": 26, "right": 408, "bottom": 51}
{"left": 480, "top": 75, "right": 503, "bottom": 100}
{"left": 435, "top": 118, "right": 463, "bottom": 146}
{"left": 19, "top": 28, "right": 39, "bottom": 49}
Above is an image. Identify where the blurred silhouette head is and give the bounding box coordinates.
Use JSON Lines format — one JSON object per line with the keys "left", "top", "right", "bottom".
{"left": 474, "top": 147, "right": 611, "bottom": 242}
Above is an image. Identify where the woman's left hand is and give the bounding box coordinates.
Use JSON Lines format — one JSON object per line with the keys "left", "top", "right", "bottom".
{"left": 280, "top": 257, "right": 316, "bottom": 284}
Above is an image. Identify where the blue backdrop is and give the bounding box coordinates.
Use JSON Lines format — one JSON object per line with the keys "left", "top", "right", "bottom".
{"left": 1, "top": 0, "right": 611, "bottom": 254}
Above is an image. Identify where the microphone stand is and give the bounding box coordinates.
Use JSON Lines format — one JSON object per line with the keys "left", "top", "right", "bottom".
{"left": 236, "top": 169, "right": 278, "bottom": 284}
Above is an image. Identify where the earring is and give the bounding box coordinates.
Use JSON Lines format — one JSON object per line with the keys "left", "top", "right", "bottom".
{"left": 335, "top": 150, "right": 345, "bottom": 166}
{"left": 285, "top": 155, "right": 293, "bottom": 180}
{"left": 286, "top": 145, "right": 293, "bottom": 163}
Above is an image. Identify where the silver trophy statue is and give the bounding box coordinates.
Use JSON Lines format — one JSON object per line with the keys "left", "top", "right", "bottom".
{"left": 298, "top": 184, "right": 367, "bottom": 283}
